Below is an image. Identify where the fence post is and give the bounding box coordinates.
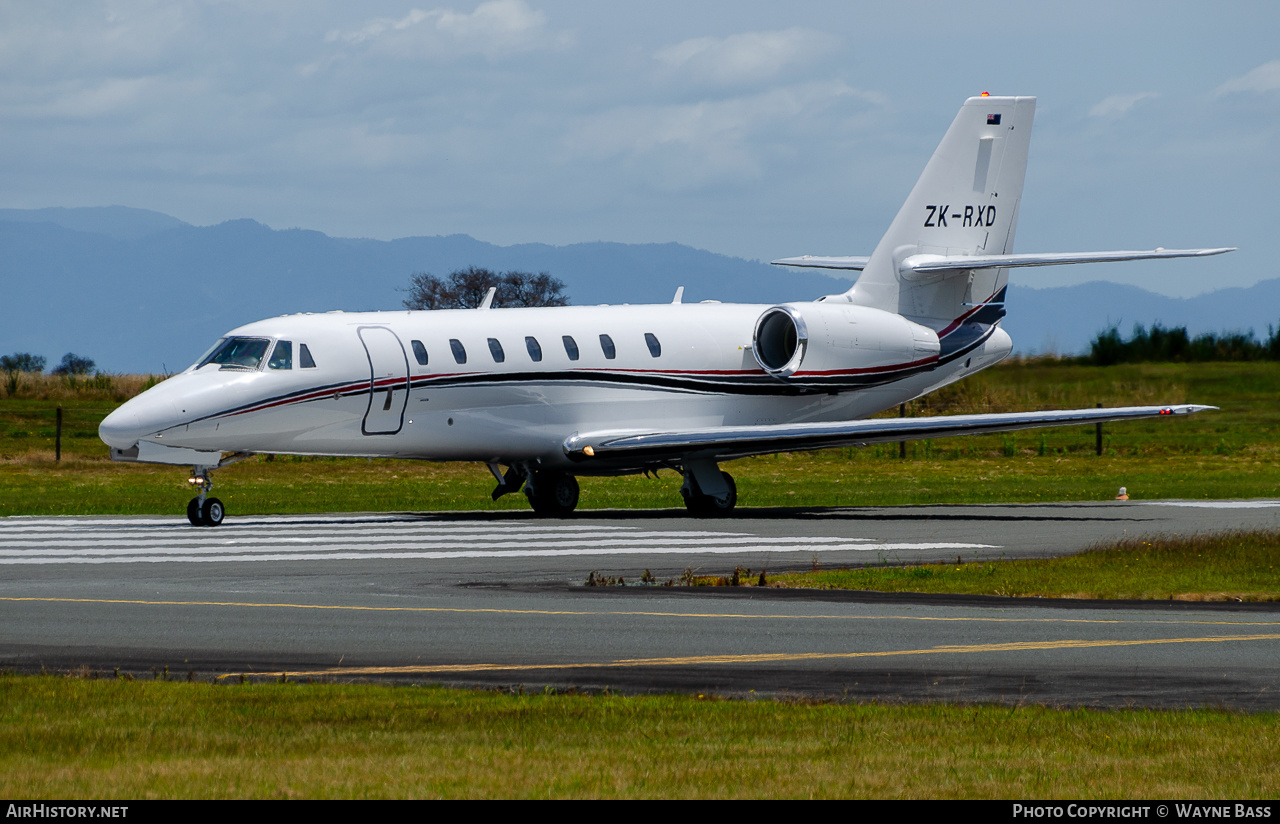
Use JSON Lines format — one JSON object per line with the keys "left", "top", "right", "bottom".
{"left": 899, "top": 403, "right": 907, "bottom": 459}
{"left": 1095, "top": 402, "right": 1103, "bottom": 456}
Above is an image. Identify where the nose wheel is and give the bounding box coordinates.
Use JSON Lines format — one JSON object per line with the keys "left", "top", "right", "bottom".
{"left": 186, "top": 466, "right": 226, "bottom": 526}
{"left": 187, "top": 496, "right": 225, "bottom": 527}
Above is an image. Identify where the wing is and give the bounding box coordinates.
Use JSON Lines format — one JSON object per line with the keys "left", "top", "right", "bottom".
{"left": 563, "top": 404, "right": 1214, "bottom": 465}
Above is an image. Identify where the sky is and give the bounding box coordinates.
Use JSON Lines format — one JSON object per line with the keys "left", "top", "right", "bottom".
{"left": 1, "top": 1, "right": 1277, "bottom": 298}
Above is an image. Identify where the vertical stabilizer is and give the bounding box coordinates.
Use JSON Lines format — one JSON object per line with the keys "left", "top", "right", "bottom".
{"left": 845, "top": 96, "right": 1035, "bottom": 325}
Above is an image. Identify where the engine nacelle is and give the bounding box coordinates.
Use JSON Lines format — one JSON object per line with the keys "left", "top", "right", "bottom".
{"left": 752, "top": 302, "right": 940, "bottom": 387}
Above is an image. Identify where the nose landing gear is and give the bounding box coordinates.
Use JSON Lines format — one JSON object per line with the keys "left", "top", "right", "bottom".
{"left": 181, "top": 452, "right": 251, "bottom": 526}
{"left": 186, "top": 466, "right": 225, "bottom": 526}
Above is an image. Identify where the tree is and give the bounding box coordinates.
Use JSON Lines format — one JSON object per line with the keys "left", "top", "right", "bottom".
{"left": 0, "top": 353, "right": 46, "bottom": 373}
{"left": 402, "top": 267, "right": 568, "bottom": 310}
{"left": 52, "top": 352, "right": 95, "bottom": 376}
{"left": 1086, "top": 323, "right": 1279, "bottom": 364}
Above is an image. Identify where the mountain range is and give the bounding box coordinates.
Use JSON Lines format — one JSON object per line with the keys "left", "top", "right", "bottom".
{"left": 0, "top": 207, "right": 1271, "bottom": 374}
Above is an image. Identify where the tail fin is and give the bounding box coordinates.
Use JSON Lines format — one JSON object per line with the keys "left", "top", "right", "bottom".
{"left": 845, "top": 95, "right": 1036, "bottom": 325}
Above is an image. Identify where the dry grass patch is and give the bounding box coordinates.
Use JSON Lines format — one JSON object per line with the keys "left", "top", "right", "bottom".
{"left": 1, "top": 372, "right": 164, "bottom": 403}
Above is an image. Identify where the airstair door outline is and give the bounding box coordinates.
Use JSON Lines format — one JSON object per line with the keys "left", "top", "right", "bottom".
{"left": 358, "top": 326, "right": 409, "bottom": 435}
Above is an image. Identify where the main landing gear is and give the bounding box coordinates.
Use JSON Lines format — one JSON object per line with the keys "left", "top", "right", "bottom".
{"left": 488, "top": 459, "right": 738, "bottom": 518}
{"left": 525, "top": 471, "right": 580, "bottom": 517}
{"left": 680, "top": 460, "right": 737, "bottom": 517}
{"left": 489, "top": 463, "right": 580, "bottom": 517}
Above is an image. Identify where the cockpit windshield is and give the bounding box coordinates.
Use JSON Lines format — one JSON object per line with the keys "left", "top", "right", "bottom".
{"left": 196, "top": 337, "right": 271, "bottom": 370}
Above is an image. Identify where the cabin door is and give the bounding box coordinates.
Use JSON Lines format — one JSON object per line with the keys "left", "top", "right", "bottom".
{"left": 358, "top": 326, "right": 410, "bottom": 435}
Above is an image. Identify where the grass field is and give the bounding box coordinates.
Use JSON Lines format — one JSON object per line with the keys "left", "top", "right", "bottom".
{"left": 2, "top": 676, "right": 1277, "bottom": 799}
{"left": 1, "top": 360, "right": 1277, "bottom": 516}
{"left": 771, "top": 530, "right": 1280, "bottom": 600}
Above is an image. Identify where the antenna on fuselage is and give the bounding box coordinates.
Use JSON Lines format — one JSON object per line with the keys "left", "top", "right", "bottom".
{"left": 478, "top": 287, "right": 497, "bottom": 310}
{"left": 672, "top": 286, "right": 684, "bottom": 304}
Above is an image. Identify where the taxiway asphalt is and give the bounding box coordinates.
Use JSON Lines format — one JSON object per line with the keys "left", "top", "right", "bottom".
{"left": 2, "top": 501, "right": 1278, "bottom": 708}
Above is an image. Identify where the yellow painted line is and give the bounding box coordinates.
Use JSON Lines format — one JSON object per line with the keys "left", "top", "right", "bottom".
{"left": 15, "top": 595, "right": 1264, "bottom": 681}
{"left": 221, "top": 633, "right": 1280, "bottom": 679}
{"left": 4, "top": 595, "right": 1279, "bottom": 627}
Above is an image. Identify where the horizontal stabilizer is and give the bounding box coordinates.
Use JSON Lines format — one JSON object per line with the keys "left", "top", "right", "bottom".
{"left": 773, "top": 248, "right": 1235, "bottom": 273}
{"left": 565, "top": 404, "right": 1215, "bottom": 464}
{"left": 770, "top": 255, "right": 871, "bottom": 271}
{"left": 901, "top": 247, "right": 1235, "bottom": 274}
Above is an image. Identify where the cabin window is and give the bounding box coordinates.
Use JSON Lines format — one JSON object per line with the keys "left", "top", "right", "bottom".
{"left": 411, "top": 340, "right": 428, "bottom": 366}
{"left": 562, "top": 335, "right": 579, "bottom": 361}
{"left": 198, "top": 337, "right": 270, "bottom": 370}
{"left": 488, "top": 338, "right": 505, "bottom": 363}
{"left": 599, "top": 334, "right": 616, "bottom": 360}
{"left": 299, "top": 343, "right": 316, "bottom": 368}
{"left": 268, "top": 340, "right": 293, "bottom": 370}
{"left": 525, "top": 336, "right": 543, "bottom": 362}
{"left": 450, "top": 339, "right": 467, "bottom": 364}
{"left": 644, "top": 333, "right": 661, "bottom": 358}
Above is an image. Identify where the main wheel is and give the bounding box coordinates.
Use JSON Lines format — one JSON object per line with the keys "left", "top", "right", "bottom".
{"left": 682, "top": 471, "right": 737, "bottom": 517}
{"left": 187, "top": 497, "right": 202, "bottom": 526}
{"left": 200, "top": 497, "right": 225, "bottom": 527}
{"left": 526, "top": 472, "right": 579, "bottom": 517}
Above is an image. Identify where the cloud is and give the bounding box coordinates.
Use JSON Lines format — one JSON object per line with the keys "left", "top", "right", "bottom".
{"left": 564, "top": 80, "right": 876, "bottom": 190}
{"left": 326, "top": 0, "right": 561, "bottom": 61}
{"left": 1089, "top": 92, "right": 1159, "bottom": 118}
{"left": 654, "top": 28, "right": 840, "bottom": 86}
{"left": 328, "top": 9, "right": 432, "bottom": 46}
{"left": 0, "top": 3, "right": 194, "bottom": 81}
{"left": 1215, "top": 60, "right": 1280, "bottom": 95}
{"left": 0, "top": 76, "right": 167, "bottom": 120}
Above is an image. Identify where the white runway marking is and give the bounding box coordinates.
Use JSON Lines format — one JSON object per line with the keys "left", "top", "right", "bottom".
{"left": 1141, "top": 500, "right": 1280, "bottom": 509}
{"left": 0, "top": 515, "right": 996, "bottom": 566}
{"left": 0, "top": 536, "right": 883, "bottom": 553}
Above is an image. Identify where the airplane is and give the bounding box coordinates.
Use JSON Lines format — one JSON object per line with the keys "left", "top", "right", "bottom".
{"left": 98, "top": 94, "right": 1231, "bottom": 526}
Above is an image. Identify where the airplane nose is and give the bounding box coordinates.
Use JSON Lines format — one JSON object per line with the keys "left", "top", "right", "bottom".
{"left": 98, "top": 406, "right": 144, "bottom": 449}
{"left": 98, "top": 396, "right": 179, "bottom": 449}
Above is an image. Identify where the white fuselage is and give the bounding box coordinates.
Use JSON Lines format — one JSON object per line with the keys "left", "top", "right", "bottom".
{"left": 98, "top": 301, "right": 1012, "bottom": 473}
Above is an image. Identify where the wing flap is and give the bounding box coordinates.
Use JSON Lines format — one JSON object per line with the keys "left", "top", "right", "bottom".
{"left": 564, "top": 404, "right": 1214, "bottom": 464}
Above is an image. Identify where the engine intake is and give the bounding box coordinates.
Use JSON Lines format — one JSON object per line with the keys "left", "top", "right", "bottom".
{"left": 752, "top": 302, "right": 940, "bottom": 387}
{"left": 754, "top": 306, "right": 809, "bottom": 376}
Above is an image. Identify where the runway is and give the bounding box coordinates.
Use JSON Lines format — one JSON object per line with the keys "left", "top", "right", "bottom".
{"left": 2, "top": 502, "right": 1278, "bottom": 708}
